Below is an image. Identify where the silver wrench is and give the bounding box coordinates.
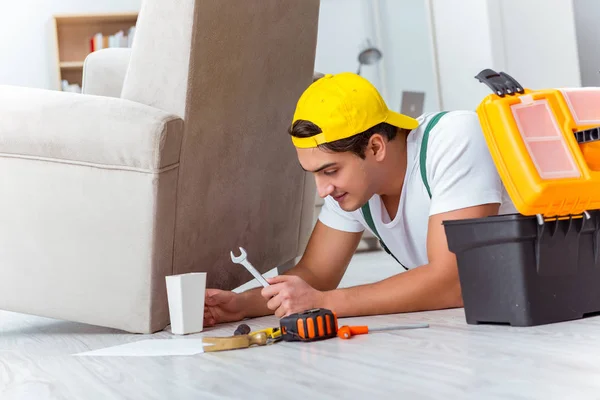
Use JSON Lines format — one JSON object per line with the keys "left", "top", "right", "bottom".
{"left": 230, "top": 247, "right": 270, "bottom": 287}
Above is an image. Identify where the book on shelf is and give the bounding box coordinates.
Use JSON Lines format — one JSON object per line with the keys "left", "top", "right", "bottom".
{"left": 62, "top": 80, "right": 81, "bottom": 94}
{"left": 90, "top": 26, "right": 136, "bottom": 52}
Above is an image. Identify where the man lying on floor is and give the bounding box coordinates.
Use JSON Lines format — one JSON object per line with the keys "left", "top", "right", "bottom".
{"left": 204, "top": 72, "right": 516, "bottom": 326}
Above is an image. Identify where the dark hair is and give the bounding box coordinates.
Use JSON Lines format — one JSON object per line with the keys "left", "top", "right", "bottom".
{"left": 289, "top": 120, "right": 409, "bottom": 159}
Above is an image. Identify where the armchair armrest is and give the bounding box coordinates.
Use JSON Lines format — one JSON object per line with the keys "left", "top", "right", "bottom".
{"left": 82, "top": 48, "right": 132, "bottom": 98}
{"left": 0, "top": 85, "right": 182, "bottom": 172}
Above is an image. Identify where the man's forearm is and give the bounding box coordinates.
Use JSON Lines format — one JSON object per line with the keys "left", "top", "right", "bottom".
{"left": 322, "top": 263, "right": 463, "bottom": 317}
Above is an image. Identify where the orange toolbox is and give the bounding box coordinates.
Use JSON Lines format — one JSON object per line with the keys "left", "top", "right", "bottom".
{"left": 443, "top": 69, "right": 600, "bottom": 326}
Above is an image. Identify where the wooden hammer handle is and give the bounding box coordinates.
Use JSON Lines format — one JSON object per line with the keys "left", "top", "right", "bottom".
{"left": 203, "top": 332, "right": 268, "bottom": 352}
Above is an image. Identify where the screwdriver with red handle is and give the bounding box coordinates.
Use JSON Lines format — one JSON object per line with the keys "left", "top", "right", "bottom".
{"left": 337, "top": 323, "right": 429, "bottom": 339}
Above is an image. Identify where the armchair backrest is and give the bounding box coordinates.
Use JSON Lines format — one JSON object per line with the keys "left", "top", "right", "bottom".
{"left": 121, "top": 0, "right": 320, "bottom": 288}
{"left": 121, "top": 0, "right": 194, "bottom": 117}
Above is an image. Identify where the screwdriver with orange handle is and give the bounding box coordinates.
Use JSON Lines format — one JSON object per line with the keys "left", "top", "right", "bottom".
{"left": 337, "top": 323, "right": 429, "bottom": 339}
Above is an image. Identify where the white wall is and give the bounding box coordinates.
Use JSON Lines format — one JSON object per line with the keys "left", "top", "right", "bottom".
{"left": 377, "top": 0, "right": 439, "bottom": 113}
{"left": 314, "top": 0, "right": 438, "bottom": 113}
{"left": 573, "top": 0, "right": 600, "bottom": 87}
{"left": 0, "top": 0, "right": 141, "bottom": 90}
{"left": 430, "top": 0, "right": 581, "bottom": 111}
{"left": 313, "top": 0, "right": 381, "bottom": 92}
{"left": 494, "top": 0, "right": 581, "bottom": 90}
{"left": 430, "top": 0, "right": 498, "bottom": 111}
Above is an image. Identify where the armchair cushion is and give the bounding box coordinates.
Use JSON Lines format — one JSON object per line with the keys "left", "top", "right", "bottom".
{"left": 0, "top": 85, "right": 183, "bottom": 172}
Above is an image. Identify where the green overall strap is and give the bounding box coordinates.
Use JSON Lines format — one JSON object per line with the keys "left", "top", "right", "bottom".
{"left": 361, "top": 111, "right": 448, "bottom": 267}
{"left": 420, "top": 111, "right": 448, "bottom": 198}
{"left": 361, "top": 202, "right": 407, "bottom": 269}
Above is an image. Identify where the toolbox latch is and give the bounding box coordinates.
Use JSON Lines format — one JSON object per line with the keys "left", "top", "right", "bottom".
{"left": 534, "top": 212, "right": 597, "bottom": 275}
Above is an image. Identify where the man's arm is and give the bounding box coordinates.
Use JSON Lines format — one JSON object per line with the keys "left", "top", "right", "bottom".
{"left": 319, "top": 203, "right": 500, "bottom": 317}
{"left": 240, "top": 220, "right": 362, "bottom": 318}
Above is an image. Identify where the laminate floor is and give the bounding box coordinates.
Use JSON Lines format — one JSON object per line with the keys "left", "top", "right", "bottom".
{"left": 2, "top": 250, "right": 600, "bottom": 400}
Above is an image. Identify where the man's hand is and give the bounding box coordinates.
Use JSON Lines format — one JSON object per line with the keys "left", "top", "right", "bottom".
{"left": 203, "top": 289, "right": 246, "bottom": 327}
{"left": 260, "top": 275, "right": 325, "bottom": 318}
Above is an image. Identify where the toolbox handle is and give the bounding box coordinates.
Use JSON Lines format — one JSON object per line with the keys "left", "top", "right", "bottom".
{"left": 475, "top": 68, "right": 524, "bottom": 97}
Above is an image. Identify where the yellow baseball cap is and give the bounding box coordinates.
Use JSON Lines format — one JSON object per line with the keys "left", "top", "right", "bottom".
{"left": 291, "top": 72, "right": 419, "bottom": 149}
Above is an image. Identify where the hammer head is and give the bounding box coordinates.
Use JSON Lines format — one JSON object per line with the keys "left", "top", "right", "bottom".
{"left": 230, "top": 247, "right": 247, "bottom": 263}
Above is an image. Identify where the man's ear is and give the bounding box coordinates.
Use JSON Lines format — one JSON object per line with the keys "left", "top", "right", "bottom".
{"left": 367, "top": 134, "right": 387, "bottom": 161}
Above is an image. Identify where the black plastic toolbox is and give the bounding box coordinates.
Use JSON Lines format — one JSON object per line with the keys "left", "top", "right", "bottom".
{"left": 443, "top": 211, "right": 600, "bottom": 326}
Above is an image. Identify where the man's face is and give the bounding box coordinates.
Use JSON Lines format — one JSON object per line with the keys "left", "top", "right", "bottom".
{"left": 296, "top": 147, "right": 376, "bottom": 212}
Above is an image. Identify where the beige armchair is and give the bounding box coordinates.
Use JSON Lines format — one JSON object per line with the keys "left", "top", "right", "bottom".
{"left": 0, "top": 0, "right": 319, "bottom": 333}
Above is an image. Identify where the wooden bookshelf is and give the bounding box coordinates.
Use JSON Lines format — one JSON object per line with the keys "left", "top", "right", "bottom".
{"left": 60, "top": 61, "right": 85, "bottom": 69}
{"left": 53, "top": 12, "right": 138, "bottom": 91}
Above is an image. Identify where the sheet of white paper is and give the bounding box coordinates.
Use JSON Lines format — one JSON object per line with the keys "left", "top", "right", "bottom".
{"left": 75, "top": 339, "right": 211, "bottom": 357}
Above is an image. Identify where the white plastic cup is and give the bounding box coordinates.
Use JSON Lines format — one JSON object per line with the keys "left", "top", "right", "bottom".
{"left": 165, "top": 272, "right": 207, "bottom": 335}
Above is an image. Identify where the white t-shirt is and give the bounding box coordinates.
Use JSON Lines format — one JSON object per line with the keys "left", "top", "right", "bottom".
{"left": 318, "top": 110, "right": 517, "bottom": 269}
